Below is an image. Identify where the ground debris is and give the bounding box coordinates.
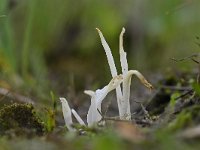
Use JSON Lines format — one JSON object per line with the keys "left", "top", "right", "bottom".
{"left": 178, "top": 125, "right": 200, "bottom": 139}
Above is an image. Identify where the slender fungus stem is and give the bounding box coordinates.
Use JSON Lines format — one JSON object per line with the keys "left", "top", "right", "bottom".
{"left": 119, "top": 27, "right": 131, "bottom": 120}
{"left": 71, "top": 109, "right": 86, "bottom": 126}
{"left": 96, "top": 28, "right": 123, "bottom": 118}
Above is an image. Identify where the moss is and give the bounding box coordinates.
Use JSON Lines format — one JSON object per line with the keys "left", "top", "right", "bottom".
{"left": 0, "top": 103, "right": 46, "bottom": 136}
{"left": 167, "top": 105, "right": 200, "bottom": 132}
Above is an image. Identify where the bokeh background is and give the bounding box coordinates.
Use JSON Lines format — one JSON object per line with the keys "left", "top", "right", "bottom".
{"left": 0, "top": 0, "right": 199, "bottom": 103}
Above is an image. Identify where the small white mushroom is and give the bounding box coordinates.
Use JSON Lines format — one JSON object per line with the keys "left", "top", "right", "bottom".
{"left": 85, "top": 75, "right": 123, "bottom": 126}
{"left": 60, "top": 97, "right": 75, "bottom": 131}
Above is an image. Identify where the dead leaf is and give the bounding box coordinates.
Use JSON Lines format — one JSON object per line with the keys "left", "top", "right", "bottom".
{"left": 178, "top": 125, "right": 200, "bottom": 139}
{"left": 114, "top": 121, "right": 145, "bottom": 143}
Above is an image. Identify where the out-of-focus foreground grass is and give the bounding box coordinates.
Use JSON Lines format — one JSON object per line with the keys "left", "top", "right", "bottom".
{"left": 0, "top": 0, "right": 200, "bottom": 101}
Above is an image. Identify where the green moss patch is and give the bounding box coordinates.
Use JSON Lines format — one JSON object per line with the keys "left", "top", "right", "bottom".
{"left": 0, "top": 103, "right": 46, "bottom": 136}
{"left": 167, "top": 105, "right": 200, "bottom": 132}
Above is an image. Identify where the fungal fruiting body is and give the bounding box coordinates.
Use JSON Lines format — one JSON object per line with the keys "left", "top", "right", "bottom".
{"left": 60, "top": 75, "right": 123, "bottom": 130}
{"left": 96, "top": 28, "right": 153, "bottom": 120}
{"left": 60, "top": 28, "right": 153, "bottom": 131}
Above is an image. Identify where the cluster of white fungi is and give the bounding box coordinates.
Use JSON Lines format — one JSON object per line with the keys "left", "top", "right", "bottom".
{"left": 60, "top": 28, "right": 153, "bottom": 131}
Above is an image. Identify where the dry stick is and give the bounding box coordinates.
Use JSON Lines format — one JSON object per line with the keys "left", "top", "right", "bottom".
{"left": 170, "top": 56, "right": 200, "bottom": 110}
{"left": 98, "top": 108, "right": 121, "bottom": 122}
{"left": 165, "top": 0, "right": 192, "bottom": 15}
{"left": 100, "top": 108, "right": 135, "bottom": 122}
{"left": 103, "top": 116, "right": 130, "bottom": 122}
{"left": 133, "top": 100, "right": 151, "bottom": 119}
{"left": 103, "top": 94, "right": 114, "bottom": 118}
{"left": 191, "top": 58, "right": 200, "bottom": 64}
{"left": 140, "top": 103, "right": 150, "bottom": 118}
{"left": 171, "top": 55, "right": 200, "bottom": 98}
{"left": 170, "top": 53, "right": 200, "bottom": 62}
{"left": 0, "top": 87, "right": 34, "bottom": 104}
{"left": 97, "top": 108, "right": 103, "bottom": 117}
{"left": 152, "top": 84, "right": 193, "bottom": 101}
{"left": 160, "top": 85, "right": 192, "bottom": 91}
{"left": 174, "top": 89, "right": 194, "bottom": 100}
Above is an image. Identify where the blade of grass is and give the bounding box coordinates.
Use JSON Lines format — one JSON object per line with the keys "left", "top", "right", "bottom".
{"left": 0, "top": 0, "right": 17, "bottom": 72}
{"left": 21, "top": 0, "right": 36, "bottom": 77}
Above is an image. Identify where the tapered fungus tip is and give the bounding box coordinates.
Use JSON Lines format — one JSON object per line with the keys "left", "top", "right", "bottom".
{"left": 96, "top": 28, "right": 101, "bottom": 32}
{"left": 60, "top": 97, "right": 66, "bottom": 103}
{"left": 148, "top": 84, "right": 154, "bottom": 91}
{"left": 144, "top": 82, "right": 154, "bottom": 91}
{"left": 120, "top": 27, "right": 125, "bottom": 36}
{"left": 84, "top": 90, "right": 95, "bottom": 97}
{"left": 122, "top": 27, "right": 125, "bottom": 33}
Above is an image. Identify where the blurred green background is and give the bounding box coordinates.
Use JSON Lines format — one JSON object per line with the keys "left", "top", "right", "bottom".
{"left": 0, "top": 0, "right": 199, "bottom": 101}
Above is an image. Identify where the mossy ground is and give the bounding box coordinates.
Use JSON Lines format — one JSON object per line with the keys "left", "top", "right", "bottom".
{"left": 0, "top": 70, "right": 200, "bottom": 150}
{"left": 0, "top": 103, "right": 46, "bottom": 137}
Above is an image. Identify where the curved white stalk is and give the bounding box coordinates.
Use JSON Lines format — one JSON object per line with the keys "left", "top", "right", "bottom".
{"left": 122, "top": 70, "right": 153, "bottom": 119}
{"left": 71, "top": 109, "right": 86, "bottom": 126}
{"left": 96, "top": 28, "right": 123, "bottom": 117}
{"left": 125, "top": 70, "right": 153, "bottom": 90}
{"left": 60, "top": 97, "right": 75, "bottom": 131}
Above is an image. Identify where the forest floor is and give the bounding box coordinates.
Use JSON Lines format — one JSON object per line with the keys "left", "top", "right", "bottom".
{"left": 1, "top": 59, "right": 200, "bottom": 150}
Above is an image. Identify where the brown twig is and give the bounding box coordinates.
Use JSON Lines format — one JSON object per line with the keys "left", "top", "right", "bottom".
{"left": 160, "top": 85, "right": 192, "bottom": 91}
{"left": 174, "top": 89, "right": 194, "bottom": 100}
{"left": 170, "top": 53, "right": 200, "bottom": 62}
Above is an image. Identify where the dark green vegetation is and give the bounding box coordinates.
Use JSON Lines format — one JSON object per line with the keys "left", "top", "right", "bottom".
{"left": 0, "top": 103, "right": 46, "bottom": 136}
{"left": 0, "top": 0, "right": 200, "bottom": 150}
